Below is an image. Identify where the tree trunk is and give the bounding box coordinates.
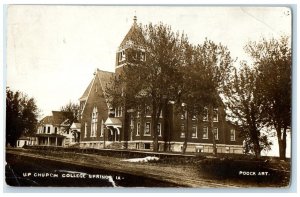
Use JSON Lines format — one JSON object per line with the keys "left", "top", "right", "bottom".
{"left": 152, "top": 102, "right": 159, "bottom": 152}
{"left": 278, "top": 126, "right": 287, "bottom": 160}
{"left": 208, "top": 105, "right": 217, "bottom": 155}
{"left": 250, "top": 126, "right": 261, "bottom": 158}
{"left": 162, "top": 102, "right": 169, "bottom": 152}
{"left": 140, "top": 105, "right": 145, "bottom": 144}
{"left": 253, "top": 137, "right": 261, "bottom": 158}
{"left": 182, "top": 111, "right": 188, "bottom": 154}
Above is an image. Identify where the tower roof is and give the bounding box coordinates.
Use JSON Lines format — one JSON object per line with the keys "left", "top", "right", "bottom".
{"left": 119, "top": 16, "right": 145, "bottom": 49}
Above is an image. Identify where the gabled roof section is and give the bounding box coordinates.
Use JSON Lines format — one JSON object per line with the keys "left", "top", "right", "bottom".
{"left": 105, "top": 117, "right": 122, "bottom": 126}
{"left": 79, "top": 69, "right": 115, "bottom": 115}
{"left": 119, "top": 16, "right": 145, "bottom": 50}
{"left": 95, "top": 69, "right": 115, "bottom": 106}
{"left": 40, "top": 111, "right": 73, "bottom": 126}
{"left": 79, "top": 79, "right": 93, "bottom": 101}
{"left": 52, "top": 111, "right": 73, "bottom": 125}
{"left": 40, "top": 116, "right": 53, "bottom": 125}
{"left": 71, "top": 122, "right": 81, "bottom": 130}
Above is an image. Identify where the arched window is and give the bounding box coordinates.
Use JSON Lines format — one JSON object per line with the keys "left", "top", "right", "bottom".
{"left": 91, "top": 107, "right": 98, "bottom": 137}
{"left": 84, "top": 122, "right": 87, "bottom": 138}
{"left": 100, "top": 119, "right": 104, "bottom": 137}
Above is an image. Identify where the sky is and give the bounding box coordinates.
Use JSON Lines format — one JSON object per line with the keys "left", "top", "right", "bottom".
{"left": 6, "top": 5, "right": 291, "bottom": 118}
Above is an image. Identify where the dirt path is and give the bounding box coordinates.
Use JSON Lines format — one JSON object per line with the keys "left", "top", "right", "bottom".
{"left": 6, "top": 149, "right": 240, "bottom": 188}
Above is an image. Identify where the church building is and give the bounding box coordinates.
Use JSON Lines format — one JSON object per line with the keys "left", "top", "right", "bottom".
{"left": 79, "top": 16, "right": 244, "bottom": 154}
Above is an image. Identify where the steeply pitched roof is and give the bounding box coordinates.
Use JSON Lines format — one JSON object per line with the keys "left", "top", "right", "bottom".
{"left": 52, "top": 111, "right": 73, "bottom": 125}
{"left": 119, "top": 18, "right": 145, "bottom": 50}
{"left": 40, "top": 111, "right": 73, "bottom": 126}
{"left": 96, "top": 69, "right": 114, "bottom": 91}
{"left": 40, "top": 116, "right": 53, "bottom": 125}
{"left": 96, "top": 69, "right": 115, "bottom": 106}
{"left": 79, "top": 69, "right": 115, "bottom": 113}
{"left": 79, "top": 69, "right": 115, "bottom": 101}
{"left": 79, "top": 79, "right": 93, "bottom": 100}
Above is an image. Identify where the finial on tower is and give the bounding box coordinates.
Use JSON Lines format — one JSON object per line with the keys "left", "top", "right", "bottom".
{"left": 133, "top": 12, "right": 137, "bottom": 24}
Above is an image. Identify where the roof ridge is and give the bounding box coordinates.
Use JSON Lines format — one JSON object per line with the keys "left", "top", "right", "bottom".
{"left": 95, "top": 68, "right": 114, "bottom": 74}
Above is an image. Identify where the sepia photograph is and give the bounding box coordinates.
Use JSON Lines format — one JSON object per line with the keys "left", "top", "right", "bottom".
{"left": 4, "top": 5, "right": 292, "bottom": 189}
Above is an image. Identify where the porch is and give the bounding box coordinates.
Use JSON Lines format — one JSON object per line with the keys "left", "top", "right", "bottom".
{"left": 35, "top": 134, "right": 65, "bottom": 147}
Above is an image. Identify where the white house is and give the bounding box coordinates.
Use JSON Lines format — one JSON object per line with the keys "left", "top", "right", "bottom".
{"left": 35, "top": 111, "right": 76, "bottom": 147}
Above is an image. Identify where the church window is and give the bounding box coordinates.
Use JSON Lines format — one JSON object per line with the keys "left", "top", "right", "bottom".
{"left": 91, "top": 107, "right": 98, "bottom": 137}
{"left": 84, "top": 122, "right": 87, "bottom": 138}
{"left": 180, "top": 124, "right": 185, "bottom": 138}
{"left": 121, "top": 50, "right": 126, "bottom": 61}
{"left": 192, "top": 126, "right": 197, "bottom": 138}
{"left": 145, "top": 106, "right": 151, "bottom": 117}
{"left": 213, "top": 127, "right": 219, "bottom": 140}
{"left": 203, "top": 127, "right": 208, "bottom": 139}
{"left": 136, "top": 123, "right": 140, "bottom": 136}
{"left": 157, "top": 123, "right": 161, "bottom": 136}
{"left": 230, "top": 129, "right": 236, "bottom": 141}
{"left": 100, "top": 119, "right": 104, "bottom": 137}
{"left": 140, "top": 51, "right": 146, "bottom": 61}
{"left": 144, "top": 122, "right": 151, "bottom": 136}
{"left": 213, "top": 108, "right": 218, "bottom": 122}
{"left": 203, "top": 108, "right": 208, "bottom": 121}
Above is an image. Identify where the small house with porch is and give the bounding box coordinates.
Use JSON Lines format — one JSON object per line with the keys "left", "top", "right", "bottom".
{"left": 35, "top": 111, "right": 76, "bottom": 147}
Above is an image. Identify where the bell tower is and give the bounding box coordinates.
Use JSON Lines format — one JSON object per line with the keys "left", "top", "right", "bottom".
{"left": 115, "top": 15, "right": 144, "bottom": 75}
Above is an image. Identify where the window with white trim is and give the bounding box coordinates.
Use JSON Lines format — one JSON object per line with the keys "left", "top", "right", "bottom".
{"left": 144, "top": 143, "right": 150, "bottom": 149}
{"left": 145, "top": 106, "right": 151, "bottom": 117}
{"left": 230, "top": 129, "right": 236, "bottom": 141}
{"left": 119, "top": 50, "right": 126, "bottom": 62}
{"left": 144, "top": 122, "right": 151, "bottom": 136}
{"left": 137, "top": 106, "right": 141, "bottom": 118}
{"left": 203, "top": 126, "right": 208, "bottom": 139}
{"left": 91, "top": 107, "right": 98, "bottom": 137}
{"left": 203, "top": 108, "right": 208, "bottom": 121}
{"left": 136, "top": 123, "right": 140, "bottom": 136}
{"left": 100, "top": 119, "right": 104, "bottom": 137}
{"left": 213, "top": 108, "right": 218, "bottom": 122}
{"left": 140, "top": 51, "right": 146, "bottom": 61}
{"left": 157, "top": 123, "right": 161, "bottom": 136}
{"left": 181, "top": 113, "right": 185, "bottom": 120}
{"left": 84, "top": 122, "right": 87, "bottom": 138}
{"left": 213, "top": 127, "right": 219, "bottom": 140}
{"left": 180, "top": 124, "right": 185, "bottom": 138}
{"left": 192, "top": 126, "right": 197, "bottom": 138}
{"left": 115, "top": 107, "right": 123, "bottom": 117}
